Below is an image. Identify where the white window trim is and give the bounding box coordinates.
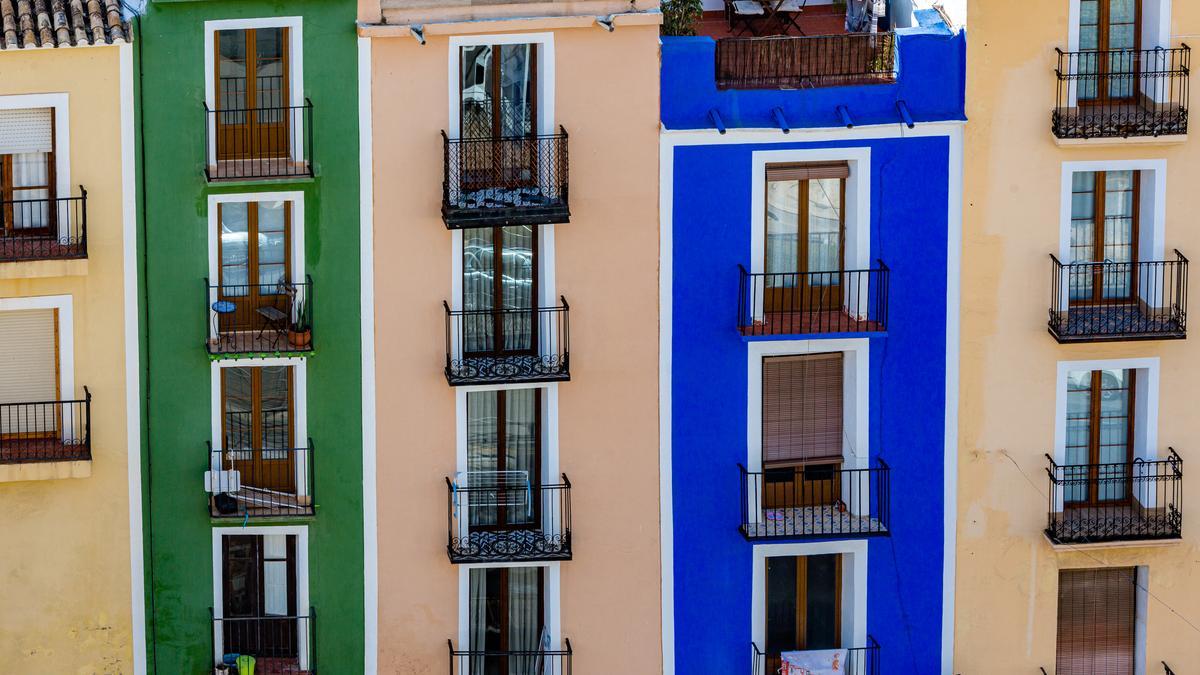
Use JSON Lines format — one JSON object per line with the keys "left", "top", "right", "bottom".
{"left": 210, "top": 357, "right": 310, "bottom": 498}
{"left": 211, "top": 525, "right": 311, "bottom": 670}
{"left": 456, "top": 561, "right": 563, "bottom": 655}
{"left": 203, "top": 17, "right": 306, "bottom": 166}
{"left": 207, "top": 191, "right": 306, "bottom": 284}
{"left": 0, "top": 293, "right": 75, "bottom": 410}
{"left": 0, "top": 93, "right": 71, "bottom": 214}
{"left": 750, "top": 540, "right": 869, "bottom": 657}
{"left": 447, "top": 32, "right": 556, "bottom": 139}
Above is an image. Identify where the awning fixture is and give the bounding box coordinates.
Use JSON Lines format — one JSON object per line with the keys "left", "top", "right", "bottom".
{"left": 708, "top": 108, "right": 727, "bottom": 135}
{"left": 771, "top": 107, "right": 790, "bottom": 134}
{"left": 895, "top": 100, "right": 915, "bottom": 128}
{"left": 410, "top": 25, "right": 426, "bottom": 44}
{"left": 837, "top": 105, "right": 854, "bottom": 129}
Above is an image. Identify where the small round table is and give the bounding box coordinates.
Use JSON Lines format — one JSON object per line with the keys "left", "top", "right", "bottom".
{"left": 211, "top": 300, "right": 236, "bottom": 351}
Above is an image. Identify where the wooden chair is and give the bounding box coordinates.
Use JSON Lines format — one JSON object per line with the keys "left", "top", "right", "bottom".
{"left": 725, "top": 0, "right": 766, "bottom": 35}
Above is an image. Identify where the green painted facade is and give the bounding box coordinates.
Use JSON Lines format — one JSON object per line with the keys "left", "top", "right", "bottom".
{"left": 134, "top": 0, "right": 363, "bottom": 671}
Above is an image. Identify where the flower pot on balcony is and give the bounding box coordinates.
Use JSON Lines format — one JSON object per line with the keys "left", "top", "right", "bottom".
{"left": 288, "top": 328, "right": 311, "bottom": 348}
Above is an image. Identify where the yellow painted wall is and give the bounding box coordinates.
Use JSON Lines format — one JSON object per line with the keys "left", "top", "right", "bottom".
{"left": 0, "top": 44, "right": 136, "bottom": 672}
{"left": 958, "top": 1, "right": 1200, "bottom": 671}
{"left": 368, "top": 21, "right": 663, "bottom": 674}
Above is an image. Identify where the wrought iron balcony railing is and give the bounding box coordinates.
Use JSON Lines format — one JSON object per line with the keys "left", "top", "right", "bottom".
{"left": 0, "top": 388, "right": 90, "bottom": 464}
{"left": 738, "top": 263, "right": 889, "bottom": 336}
{"left": 205, "top": 276, "right": 314, "bottom": 357}
{"left": 211, "top": 608, "right": 316, "bottom": 674}
{"left": 207, "top": 440, "right": 315, "bottom": 519}
{"left": 753, "top": 637, "right": 880, "bottom": 675}
{"left": 1045, "top": 450, "right": 1183, "bottom": 545}
{"left": 716, "top": 33, "right": 897, "bottom": 90}
{"left": 204, "top": 100, "right": 314, "bottom": 180}
{"left": 446, "top": 473, "right": 571, "bottom": 563}
{"left": 0, "top": 188, "right": 87, "bottom": 262}
{"left": 740, "top": 461, "right": 889, "bottom": 540}
{"left": 441, "top": 127, "right": 570, "bottom": 228}
{"left": 449, "top": 638, "right": 572, "bottom": 675}
{"left": 443, "top": 298, "right": 570, "bottom": 385}
{"left": 1053, "top": 45, "right": 1190, "bottom": 139}
{"left": 1048, "top": 252, "right": 1187, "bottom": 342}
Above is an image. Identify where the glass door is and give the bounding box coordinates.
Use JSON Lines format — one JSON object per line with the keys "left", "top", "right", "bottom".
{"left": 765, "top": 175, "right": 845, "bottom": 314}
{"left": 1064, "top": 369, "right": 1135, "bottom": 504}
{"left": 463, "top": 225, "right": 537, "bottom": 357}
{"left": 460, "top": 44, "right": 537, "bottom": 192}
{"left": 222, "top": 534, "right": 298, "bottom": 659}
{"left": 216, "top": 27, "right": 290, "bottom": 160}
{"left": 468, "top": 566, "right": 545, "bottom": 675}
{"left": 218, "top": 201, "right": 291, "bottom": 335}
{"left": 466, "top": 389, "right": 541, "bottom": 532}
{"left": 1069, "top": 171, "right": 1137, "bottom": 304}
{"left": 765, "top": 554, "right": 842, "bottom": 670}
{"left": 1077, "top": 0, "right": 1140, "bottom": 104}
{"left": 0, "top": 152, "right": 53, "bottom": 239}
{"left": 221, "top": 366, "right": 295, "bottom": 494}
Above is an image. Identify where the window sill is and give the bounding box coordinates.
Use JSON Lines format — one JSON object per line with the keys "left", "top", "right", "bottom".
{"left": 0, "top": 458, "right": 92, "bottom": 483}
{"left": 1054, "top": 134, "right": 1187, "bottom": 148}
{"left": 0, "top": 258, "right": 88, "bottom": 279}
{"left": 1043, "top": 533, "right": 1183, "bottom": 552}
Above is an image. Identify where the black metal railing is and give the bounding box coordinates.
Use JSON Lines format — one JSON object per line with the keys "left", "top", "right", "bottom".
{"left": 0, "top": 388, "right": 91, "bottom": 464}
{"left": 740, "top": 461, "right": 890, "bottom": 540}
{"left": 444, "top": 298, "right": 570, "bottom": 385}
{"left": 1053, "top": 46, "right": 1190, "bottom": 139}
{"left": 446, "top": 474, "right": 572, "bottom": 563}
{"left": 205, "top": 276, "right": 314, "bottom": 357}
{"left": 1048, "top": 252, "right": 1187, "bottom": 342}
{"left": 211, "top": 608, "right": 316, "bottom": 673}
{"left": 753, "top": 637, "right": 880, "bottom": 675}
{"left": 1045, "top": 450, "right": 1183, "bottom": 544}
{"left": 441, "top": 127, "right": 570, "bottom": 228}
{"left": 208, "top": 440, "right": 315, "bottom": 519}
{"left": 0, "top": 188, "right": 87, "bottom": 262}
{"left": 204, "top": 100, "right": 313, "bottom": 180}
{"left": 449, "top": 638, "right": 572, "bottom": 675}
{"left": 738, "top": 263, "right": 889, "bottom": 336}
{"left": 716, "top": 33, "right": 897, "bottom": 90}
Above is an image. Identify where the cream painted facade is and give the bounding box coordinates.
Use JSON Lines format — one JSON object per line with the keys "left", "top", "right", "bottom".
{"left": 359, "top": 2, "right": 663, "bottom": 672}
{"left": 0, "top": 44, "right": 141, "bottom": 671}
{"left": 958, "top": 0, "right": 1199, "bottom": 672}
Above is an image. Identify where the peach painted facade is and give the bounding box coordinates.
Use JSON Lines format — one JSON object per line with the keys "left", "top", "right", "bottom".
{"left": 957, "top": 0, "right": 1199, "bottom": 672}
{"left": 360, "top": 2, "right": 663, "bottom": 673}
{"left": 0, "top": 43, "right": 141, "bottom": 671}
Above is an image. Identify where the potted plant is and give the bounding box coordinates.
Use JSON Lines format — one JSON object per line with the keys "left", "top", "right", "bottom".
{"left": 288, "top": 295, "right": 312, "bottom": 348}
{"left": 661, "top": 0, "right": 703, "bottom": 36}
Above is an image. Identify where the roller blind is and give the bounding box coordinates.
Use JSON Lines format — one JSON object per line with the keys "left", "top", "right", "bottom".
{"left": 762, "top": 353, "right": 843, "bottom": 464}
{"left": 1056, "top": 567, "right": 1136, "bottom": 675}
{"left": 0, "top": 108, "right": 53, "bottom": 155}
{"left": 0, "top": 309, "right": 58, "bottom": 405}
{"left": 766, "top": 161, "right": 850, "bottom": 182}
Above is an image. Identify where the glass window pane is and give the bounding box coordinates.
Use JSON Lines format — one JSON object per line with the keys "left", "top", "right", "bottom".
{"left": 766, "top": 180, "right": 800, "bottom": 280}
{"left": 807, "top": 178, "right": 841, "bottom": 276}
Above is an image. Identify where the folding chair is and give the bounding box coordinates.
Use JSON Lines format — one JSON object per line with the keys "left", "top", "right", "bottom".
{"left": 255, "top": 279, "right": 296, "bottom": 349}
{"left": 725, "top": 0, "right": 766, "bottom": 36}
{"left": 772, "top": 0, "right": 807, "bottom": 35}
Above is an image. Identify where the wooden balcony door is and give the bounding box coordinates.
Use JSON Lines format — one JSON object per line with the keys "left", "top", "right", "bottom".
{"left": 1056, "top": 568, "right": 1136, "bottom": 675}
{"left": 761, "top": 354, "right": 844, "bottom": 511}
{"left": 764, "top": 163, "right": 846, "bottom": 315}
{"left": 218, "top": 201, "right": 291, "bottom": 333}
{"left": 221, "top": 365, "right": 295, "bottom": 493}
{"left": 0, "top": 308, "right": 59, "bottom": 439}
{"left": 1077, "top": 0, "right": 1140, "bottom": 104}
{"left": 0, "top": 108, "right": 56, "bottom": 239}
{"left": 465, "top": 389, "right": 541, "bottom": 531}
{"left": 216, "top": 27, "right": 290, "bottom": 160}
{"left": 462, "top": 225, "right": 537, "bottom": 356}
{"left": 222, "top": 534, "right": 298, "bottom": 659}
{"left": 1064, "top": 369, "right": 1135, "bottom": 505}
{"left": 765, "top": 554, "right": 842, "bottom": 661}
{"left": 459, "top": 43, "right": 537, "bottom": 190}
{"left": 1069, "top": 171, "right": 1138, "bottom": 304}
{"left": 468, "top": 566, "right": 545, "bottom": 675}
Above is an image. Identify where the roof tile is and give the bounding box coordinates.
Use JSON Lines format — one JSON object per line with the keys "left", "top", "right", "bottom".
{"left": 0, "top": 0, "right": 127, "bottom": 48}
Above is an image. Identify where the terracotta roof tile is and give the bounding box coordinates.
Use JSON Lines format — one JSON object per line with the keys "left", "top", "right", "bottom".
{"left": 0, "top": 0, "right": 128, "bottom": 49}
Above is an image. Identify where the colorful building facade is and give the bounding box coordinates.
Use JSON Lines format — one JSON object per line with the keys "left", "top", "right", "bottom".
{"left": 956, "top": 0, "right": 1198, "bottom": 672}
{"left": 136, "top": 0, "right": 363, "bottom": 671}
{"left": 357, "top": 1, "right": 664, "bottom": 672}
{"left": 660, "top": 6, "right": 965, "bottom": 673}
{"left": 0, "top": 3, "right": 142, "bottom": 672}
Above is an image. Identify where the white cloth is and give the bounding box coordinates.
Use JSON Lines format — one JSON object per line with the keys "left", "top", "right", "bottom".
{"left": 780, "top": 649, "right": 850, "bottom": 674}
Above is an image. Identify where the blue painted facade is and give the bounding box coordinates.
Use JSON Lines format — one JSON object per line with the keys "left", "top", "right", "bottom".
{"left": 663, "top": 18, "right": 965, "bottom": 675}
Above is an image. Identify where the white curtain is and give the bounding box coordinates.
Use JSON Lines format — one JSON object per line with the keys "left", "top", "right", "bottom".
{"left": 469, "top": 569, "right": 489, "bottom": 674}
{"left": 262, "top": 534, "right": 288, "bottom": 616}
{"left": 10, "top": 152, "right": 50, "bottom": 230}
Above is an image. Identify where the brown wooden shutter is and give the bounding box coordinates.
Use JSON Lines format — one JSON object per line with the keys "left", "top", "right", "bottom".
{"left": 762, "top": 353, "right": 843, "bottom": 465}
{"left": 1056, "top": 567, "right": 1136, "bottom": 675}
{"left": 765, "top": 162, "right": 850, "bottom": 182}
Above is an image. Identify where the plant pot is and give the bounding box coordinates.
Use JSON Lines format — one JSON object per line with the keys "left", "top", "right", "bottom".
{"left": 288, "top": 329, "right": 312, "bottom": 348}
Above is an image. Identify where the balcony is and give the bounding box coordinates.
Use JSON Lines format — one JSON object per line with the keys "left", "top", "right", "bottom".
{"left": 0, "top": 389, "right": 91, "bottom": 465}
{"left": 206, "top": 276, "right": 314, "bottom": 358}
{"left": 715, "top": 32, "right": 897, "bottom": 90}
{"left": 753, "top": 637, "right": 879, "bottom": 675}
{"left": 207, "top": 441, "right": 315, "bottom": 519}
{"left": 739, "top": 461, "right": 889, "bottom": 540}
{"left": 441, "top": 128, "right": 570, "bottom": 229}
{"left": 1045, "top": 450, "right": 1183, "bottom": 545}
{"left": 443, "top": 299, "right": 570, "bottom": 385}
{"left": 446, "top": 473, "right": 571, "bottom": 564}
{"left": 0, "top": 188, "right": 87, "bottom": 262}
{"left": 212, "top": 608, "right": 315, "bottom": 674}
{"left": 449, "top": 639, "right": 572, "bottom": 675}
{"left": 1048, "top": 253, "right": 1187, "bottom": 343}
{"left": 1053, "top": 46, "right": 1190, "bottom": 140}
{"left": 737, "top": 264, "right": 889, "bottom": 337}
{"left": 204, "top": 101, "right": 313, "bottom": 181}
